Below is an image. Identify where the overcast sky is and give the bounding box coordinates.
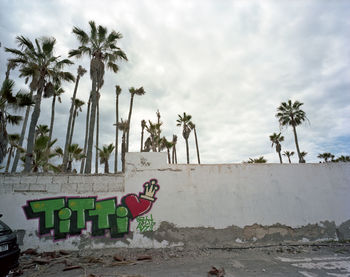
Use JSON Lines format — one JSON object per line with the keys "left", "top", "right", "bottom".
{"left": 1, "top": 0, "right": 349, "bottom": 171}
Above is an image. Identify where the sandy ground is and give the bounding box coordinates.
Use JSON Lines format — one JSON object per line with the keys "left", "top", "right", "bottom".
{"left": 8, "top": 243, "right": 350, "bottom": 277}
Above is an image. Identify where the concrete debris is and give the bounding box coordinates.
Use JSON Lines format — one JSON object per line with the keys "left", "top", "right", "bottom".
{"left": 208, "top": 266, "right": 225, "bottom": 276}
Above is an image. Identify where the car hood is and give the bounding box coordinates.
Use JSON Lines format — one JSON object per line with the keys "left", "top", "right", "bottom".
{"left": 0, "top": 232, "right": 16, "bottom": 243}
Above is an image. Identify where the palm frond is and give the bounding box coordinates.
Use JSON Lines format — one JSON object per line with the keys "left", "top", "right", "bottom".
{"left": 72, "top": 26, "right": 89, "bottom": 44}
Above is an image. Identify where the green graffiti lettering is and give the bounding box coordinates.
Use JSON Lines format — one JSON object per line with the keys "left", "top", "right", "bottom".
{"left": 58, "top": 207, "right": 72, "bottom": 233}
{"left": 30, "top": 198, "right": 65, "bottom": 229}
{"left": 88, "top": 199, "right": 116, "bottom": 229}
{"left": 68, "top": 198, "right": 94, "bottom": 229}
{"left": 116, "top": 206, "right": 129, "bottom": 234}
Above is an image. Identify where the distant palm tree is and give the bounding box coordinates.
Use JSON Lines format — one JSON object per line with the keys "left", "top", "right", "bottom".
{"left": 177, "top": 112, "right": 192, "bottom": 164}
{"left": 172, "top": 135, "right": 178, "bottom": 164}
{"left": 118, "top": 119, "right": 129, "bottom": 172}
{"left": 35, "top": 124, "right": 50, "bottom": 138}
{"left": 69, "top": 21, "right": 127, "bottom": 173}
{"left": 140, "top": 119, "right": 146, "bottom": 152}
{"left": 269, "top": 132, "right": 284, "bottom": 164}
{"left": 0, "top": 79, "right": 32, "bottom": 164}
{"left": 126, "top": 87, "right": 146, "bottom": 152}
{"left": 276, "top": 100, "right": 307, "bottom": 163}
{"left": 246, "top": 156, "right": 267, "bottom": 163}
{"left": 6, "top": 36, "right": 75, "bottom": 172}
{"left": 317, "top": 152, "right": 334, "bottom": 163}
{"left": 47, "top": 84, "right": 64, "bottom": 142}
{"left": 189, "top": 121, "right": 200, "bottom": 164}
{"left": 300, "top": 151, "right": 307, "bottom": 162}
{"left": 114, "top": 85, "right": 122, "bottom": 173}
{"left": 335, "top": 155, "right": 350, "bottom": 162}
{"left": 5, "top": 134, "right": 20, "bottom": 172}
{"left": 145, "top": 120, "right": 162, "bottom": 152}
{"left": 98, "top": 143, "right": 115, "bottom": 173}
{"left": 161, "top": 137, "right": 173, "bottom": 164}
{"left": 66, "top": 144, "right": 85, "bottom": 172}
{"left": 68, "top": 98, "right": 85, "bottom": 149}
{"left": 63, "top": 65, "right": 87, "bottom": 170}
{"left": 283, "top": 151, "right": 295, "bottom": 163}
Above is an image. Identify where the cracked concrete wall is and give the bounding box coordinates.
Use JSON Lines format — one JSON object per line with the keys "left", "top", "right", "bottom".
{"left": 0, "top": 152, "right": 349, "bottom": 251}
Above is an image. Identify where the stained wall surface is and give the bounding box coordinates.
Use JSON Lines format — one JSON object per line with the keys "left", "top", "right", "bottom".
{"left": 0, "top": 152, "right": 349, "bottom": 251}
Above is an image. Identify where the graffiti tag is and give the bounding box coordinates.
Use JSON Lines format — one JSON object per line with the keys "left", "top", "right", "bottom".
{"left": 136, "top": 214, "right": 156, "bottom": 232}
{"left": 23, "top": 179, "right": 159, "bottom": 240}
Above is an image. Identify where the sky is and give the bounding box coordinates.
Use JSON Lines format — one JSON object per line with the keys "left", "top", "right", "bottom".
{"left": 0, "top": 0, "right": 349, "bottom": 172}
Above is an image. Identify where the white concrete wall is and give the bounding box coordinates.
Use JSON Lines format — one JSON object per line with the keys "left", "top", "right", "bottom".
{"left": 1, "top": 152, "right": 349, "bottom": 251}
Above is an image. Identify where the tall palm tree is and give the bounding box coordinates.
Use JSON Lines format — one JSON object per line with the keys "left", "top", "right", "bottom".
{"left": 80, "top": 92, "right": 91, "bottom": 173}
{"left": 283, "top": 151, "right": 294, "bottom": 163}
{"left": 140, "top": 119, "right": 146, "bottom": 152}
{"left": 69, "top": 21, "right": 127, "bottom": 173}
{"left": 5, "top": 133, "right": 20, "bottom": 172}
{"left": 114, "top": 85, "right": 121, "bottom": 173}
{"left": 0, "top": 79, "right": 32, "bottom": 164}
{"left": 269, "top": 132, "right": 284, "bottom": 164}
{"left": 177, "top": 112, "right": 192, "bottom": 164}
{"left": 317, "top": 152, "right": 334, "bottom": 163}
{"left": 118, "top": 119, "right": 129, "bottom": 172}
{"left": 47, "top": 83, "right": 64, "bottom": 142}
{"left": 98, "top": 143, "right": 115, "bottom": 173}
{"left": 276, "top": 100, "right": 307, "bottom": 163}
{"left": 172, "top": 134, "right": 178, "bottom": 164}
{"left": 189, "top": 121, "right": 200, "bottom": 164}
{"left": 69, "top": 98, "right": 85, "bottom": 148}
{"left": 126, "top": 87, "right": 146, "bottom": 152}
{"left": 6, "top": 36, "right": 75, "bottom": 172}
{"left": 63, "top": 65, "right": 87, "bottom": 170}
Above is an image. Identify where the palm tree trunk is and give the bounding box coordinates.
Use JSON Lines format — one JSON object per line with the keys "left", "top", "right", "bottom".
{"left": 104, "top": 161, "right": 109, "bottom": 174}
{"left": 288, "top": 156, "right": 291, "bottom": 163}
{"left": 278, "top": 151, "right": 283, "bottom": 164}
{"left": 5, "top": 147, "right": 13, "bottom": 172}
{"left": 63, "top": 74, "right": 81, "bottom": 171}
{"left": 292, "top": 124, "right": 303, "bottom": 163}
{"left": 24, "top": 79, "right": 44, "bottom": 173}
{"left": 95, "top": 93, "right": 100, "bottom": 173}
{"left": 121, "top": 132, "right": 126, "bottom": 172}
{"left": 167, "top": 148, "right": 171, "bottom": 164}
{"left": 48, "top": 95, "right": 56, "bottom": 142}
{"left": 114, "top": 94, "right": 119, "bottom": 173}
{"left": 11, "top": 90, "right": 33, "bottom": 172}
{"left": 85, "top": 77, "right": 98, "bottom": 173}
{"left": 69, "top": 106, "right": 78, "bottom": 147}
{"left": 193, "top": 127, "right": 200, "bottom": 164}
{"left": 185, "top": 138, "right": 189, "bottom": 164}
{"left": 126, "top": 94, "right": 134, "bottom": 152}
{"left": 140, "top": 127, "right": 144, "bottom": 152}
{"left": 80, "top": 95, "right": 91, "bottom": 173}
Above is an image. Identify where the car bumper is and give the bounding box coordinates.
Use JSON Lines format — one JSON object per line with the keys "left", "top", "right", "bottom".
{"left": 0, "top": 248, "right": 20, "bottom": 271}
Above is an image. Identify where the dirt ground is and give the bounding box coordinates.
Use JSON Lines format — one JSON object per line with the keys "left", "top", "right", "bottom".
{"left": 8, "top": 243, "right": 350, "bottom": 277}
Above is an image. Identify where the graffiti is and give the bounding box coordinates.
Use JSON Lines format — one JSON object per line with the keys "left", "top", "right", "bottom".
{"left": 23, "top": 179, "right": 159, "bottom": 240}
{"left": 136, "top": 214, "right": 156, "bottom": 232}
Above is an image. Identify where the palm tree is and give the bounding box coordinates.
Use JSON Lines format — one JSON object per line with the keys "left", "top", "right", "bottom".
{"left": 283, "top": 151, "right": 294, "bottom": 163}
{"left": 177, "top": 112, "right": 193, "bottom": 164}
{"left": 317, "top": 152, "right": 334, "bottom": 163}
{"left": 161, "top": 137, "right": 173, "bottom": 164}
{"left": 47, "top": 83, "right": 64, "bottom": 142}
{"left": 140, "top": 119, "right": 146, "bottom": 152}
{"left": 145, "top": 120, "right": 162, "bottom": 152}
{"left": 98, "top": 143, "right": 115, "bottom": 173}
{"left": 276, "top": 100, "right": 307, "bottom": 163}
{"left": 335, "top": 155, "right": 350, "bottom": 162}
{"left": 118, "top": 119, "right": 129, "bottom": 172}
{"left": 80, "top": 93, "right": 91, "bottom": 173}
{"left": 66, "top": 144, "right": 85, "bottom": 173}
{"left": 5, "top": 134, "right": 20, "bottom": 172}
{"left": 246, "top": 157, "right": 267, "bottom": 163}
{"left": 63, "top": 65, "right": 87, "bottom": 170}
{"left": 126, "top": 87, "right": 146, "bottom": 152}
{"left": 300, "top": 151, "right": 307, "bottom": 162}
{"left": 69, "top": 21, "right": 127, "bottom": 173}
{"left": 189, "top": 121, "right": 200, "bottom": 164}
{"left": 0, "top": 79, "right": 32, "bottom": 164}
{"left": 6, "top": 36, "right": 75, "bottom": 172}
{"left": 5, "top": 61, "right": 17, "bottom": 80}
{"left": 114, "top": 85, "right": 121, "bottom": 173}
{"left": 172, "top": 135, "right": 178, "bottom": 164}
{"left": 95, "top": 91, "right": 101, "bottom": 173}
{"left": 68, "top": 98, "right": 85, "bottom": 148}
{"left": 269, "top": 132, "right": 284, "bottom": 164}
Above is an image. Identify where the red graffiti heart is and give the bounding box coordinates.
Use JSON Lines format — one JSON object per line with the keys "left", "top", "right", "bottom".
{"left": 123, "top": 194, "right": 152, "bottom": 218}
